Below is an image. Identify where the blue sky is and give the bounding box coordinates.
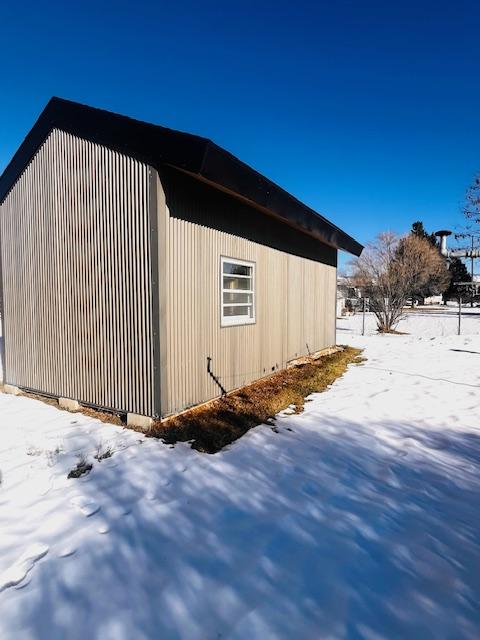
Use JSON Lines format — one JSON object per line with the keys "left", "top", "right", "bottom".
{"left": 1, "top": 0, "right": 479, "bottom": 268}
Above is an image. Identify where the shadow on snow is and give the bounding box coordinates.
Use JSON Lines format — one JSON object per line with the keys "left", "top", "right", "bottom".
{"left": 3, "top": 413, "right": 480, "bottom": 640}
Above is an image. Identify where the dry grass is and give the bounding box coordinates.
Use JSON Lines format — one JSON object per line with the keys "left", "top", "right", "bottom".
{"left": 1, "top": 346, "right": 362, "bottom": 455}
{"left": 67, "top": 456, "right": 93, "bottom": 479}
{"left": 377, "top": 328, "right": 409, "bottom": 335}
{"left": 149, "top": 346, "right": 362, "bottom": 453}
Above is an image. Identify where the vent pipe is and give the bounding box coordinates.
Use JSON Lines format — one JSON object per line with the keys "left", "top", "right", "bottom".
{"left": 435, "top": 230, "right": 452, "bottom": 256}
{"left": 435, "top": 229, "right": 480, "bottom": 260}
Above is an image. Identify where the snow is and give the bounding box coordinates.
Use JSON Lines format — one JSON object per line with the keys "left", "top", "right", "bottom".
{"left": 1, "top": 309, "right": 480, "bottom": 639}
{"left": 339, "top": 305, "right": 480, "bottom": 339}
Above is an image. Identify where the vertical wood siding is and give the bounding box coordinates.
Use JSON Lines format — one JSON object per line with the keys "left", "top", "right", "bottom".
{"left": 162, "top": 176, "right": 337, "bottom": 416}
{"left": 0, "top": 130, "right": 155, "bottom": 415}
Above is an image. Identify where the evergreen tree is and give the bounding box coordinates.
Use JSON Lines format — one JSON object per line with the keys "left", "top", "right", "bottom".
{"left": 411, "top": 221, "right": 438, "bottom": 247}
{"left": 442, "top": 258, "right": 471, "bottom": 302}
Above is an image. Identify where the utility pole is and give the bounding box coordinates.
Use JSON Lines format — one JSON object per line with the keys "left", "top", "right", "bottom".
{"left": 362, "top": 297, "right": 366, "bottom": 336}
{"left": 458, "top": 296, "right": 462, "bottom": 336}
{"left": 437, "top": 230, "right": 480, "bottom": 309}
{"left": 471, "top": 236, "right": 475, "bottom": 308}
{"left": 471, "top": 236, "right": 475, "bottom": 279}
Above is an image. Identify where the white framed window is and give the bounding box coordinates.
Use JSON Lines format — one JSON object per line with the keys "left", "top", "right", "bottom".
{"left": 220, "top": 256, "right": 256, "bottom": 327}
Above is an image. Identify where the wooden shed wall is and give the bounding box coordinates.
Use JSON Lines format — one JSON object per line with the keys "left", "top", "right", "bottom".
{"left": 160, "top": 169, "right": 337, "bottom": 416}
{"left": 0, "top": 129, "right": 156, "bottom": 416}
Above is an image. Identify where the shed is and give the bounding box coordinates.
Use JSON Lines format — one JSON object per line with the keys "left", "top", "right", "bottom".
{"left": 0, "top": 98, "right": 362, "bottom": 425}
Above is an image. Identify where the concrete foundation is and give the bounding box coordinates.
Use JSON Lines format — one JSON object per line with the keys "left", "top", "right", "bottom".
{"left": 127, "top": 413, "right": 154, "bottom": 431}
{"left": 59, "top": 397, "right": 81, "bottom": 412}
{"left": 4, "top": 384, "right": 21, "bottom": 396}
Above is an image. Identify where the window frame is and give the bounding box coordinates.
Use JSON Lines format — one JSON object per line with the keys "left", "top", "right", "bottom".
{"left": 220, "top": 256, "right": 256, "bottom": 327}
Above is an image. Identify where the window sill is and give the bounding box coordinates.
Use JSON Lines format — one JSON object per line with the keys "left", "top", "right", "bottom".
{"left": 220, "top": 317, "right": 256, "bottom": 328}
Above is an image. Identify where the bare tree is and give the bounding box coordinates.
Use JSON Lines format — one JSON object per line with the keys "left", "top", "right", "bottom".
{"left": 464, "top": 173, "right": 480, "bottom": 224}
{"left": 352, "top": 233, "right": 450, "bottom": 332}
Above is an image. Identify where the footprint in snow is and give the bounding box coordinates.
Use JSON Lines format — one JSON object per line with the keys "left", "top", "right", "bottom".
{"left": 35, "top": 477, "right": 53, "bottom": 497}
{"left": 14, "top": 577, "right": 32, "bottom": 590}
{"left": 0, "top": 542, "right": 49, "bottom": 592}
{"left": 97, "top": 521, "right": 110, "bottom": 534}
{"left": 58, "top": 546, "right": 77, "bottom": 559}
{"left": 70, "top": 495, "right": 100, "bottom": 517}
{"left": 145, "top": 476, "right": 172, "bottom": 500}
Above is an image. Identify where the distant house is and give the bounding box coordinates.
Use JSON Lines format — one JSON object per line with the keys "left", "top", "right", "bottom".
{"left": 0, "top": 98, "right": 362, "bottom": 425}
{"left": 422, "top": 295, "right": 443, "bottom": 305}
{"left": 337, "top": 277, "right": 362, "bottom": 315}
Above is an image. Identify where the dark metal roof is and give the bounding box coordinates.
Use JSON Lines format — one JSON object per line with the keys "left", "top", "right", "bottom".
{"left": 0, "top": 97, "right": 363, "bottom": 256}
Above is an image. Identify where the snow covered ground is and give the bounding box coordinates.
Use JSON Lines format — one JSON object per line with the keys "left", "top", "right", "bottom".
{"left": 1, "top": 309, "right": 480, "bottom": 639}
{"left": 339, "top": 305, "right": 480, "bottom": 338}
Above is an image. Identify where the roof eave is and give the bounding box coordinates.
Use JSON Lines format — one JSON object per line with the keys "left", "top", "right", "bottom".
{"left": 0, "top": 97, "right": 364, "bottom": 257}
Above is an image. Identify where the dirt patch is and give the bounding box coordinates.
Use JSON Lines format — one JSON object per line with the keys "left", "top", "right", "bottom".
{"left": 149, "top": 346, "right": 362, "bottom": 453}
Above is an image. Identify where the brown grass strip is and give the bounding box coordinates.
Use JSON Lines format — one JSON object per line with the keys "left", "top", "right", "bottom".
{"left": 150, "top": 346, "right": 362, "bottom": 453}
{"left": 377, "top": 328, "right": 409, "bottom": 335}
{"left": 1, "top": 346, "right": 362, "bottom": 454}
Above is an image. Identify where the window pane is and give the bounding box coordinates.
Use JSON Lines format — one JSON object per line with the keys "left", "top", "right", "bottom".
{"left": 223, "top": 275, "right": 252, "bottom": 290}
{"left": 223, "top": 262, "right": 251, "bottom": 276}
{"left": 223, "top": 291, "right": 253, "bottom": 304}
{"left": 221, "top": 259, "right": 255, "bottom": 325}
{"left": 223, "top": 305, "right": 252, "bottom": 317}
